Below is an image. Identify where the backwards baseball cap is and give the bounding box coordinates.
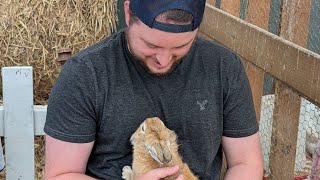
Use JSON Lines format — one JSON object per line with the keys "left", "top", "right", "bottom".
{"left": 129, "top": 0, "right": 206, "bottom": 33}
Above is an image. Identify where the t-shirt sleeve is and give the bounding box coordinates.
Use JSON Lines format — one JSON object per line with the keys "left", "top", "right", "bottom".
{"left": 44, "top": 57, "right": 97, "bottom": 143}
{"left": 222, "top": 52, "right": 259, "bottom": 138}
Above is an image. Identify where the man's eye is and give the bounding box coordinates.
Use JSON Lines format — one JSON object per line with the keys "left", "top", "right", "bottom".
{"left": 174, "top": 45, "right": 187, "bottom": 49}
{"left": 147, "top": 44, "right": 157, "bottom": 48}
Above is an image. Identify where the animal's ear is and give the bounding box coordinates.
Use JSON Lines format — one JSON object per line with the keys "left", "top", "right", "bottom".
{"left": 160, "top": 120, "right": 165, "bottom": 127}
{"left": 146, "top": 142, "right": 172, "bottom": 165}
{"left": 161, "top": 142, "right": 172, "bottom": 164}
{"left": 146, "top": 144, "right": 163, "bottom": 164}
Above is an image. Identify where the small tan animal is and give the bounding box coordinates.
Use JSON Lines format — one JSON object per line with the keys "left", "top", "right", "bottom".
{"left": 122, "top": 117, "right": 198, "bottom": 180}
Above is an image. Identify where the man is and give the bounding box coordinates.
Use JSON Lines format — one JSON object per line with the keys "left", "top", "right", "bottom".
{"left": 44, "top": 0, "right": 264, "bottom": 179}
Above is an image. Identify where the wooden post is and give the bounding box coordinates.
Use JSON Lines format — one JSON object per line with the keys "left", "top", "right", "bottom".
{"left": 2, "top": 66, "right": 35, "bottom": 180}
{"left": 268, "top": 81, "right": 300, "bottom": 180}
{"left": 280, "top": 0, "right": 312, "bottom": 174}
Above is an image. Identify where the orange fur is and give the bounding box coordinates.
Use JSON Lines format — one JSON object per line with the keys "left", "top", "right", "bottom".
{"left": 122, "top": 117, "right": 198, "bottom": 180}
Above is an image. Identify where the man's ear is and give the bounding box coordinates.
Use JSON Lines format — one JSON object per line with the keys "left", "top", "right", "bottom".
{"left": 124, "top": 0, "right": 131, "bottom": 27}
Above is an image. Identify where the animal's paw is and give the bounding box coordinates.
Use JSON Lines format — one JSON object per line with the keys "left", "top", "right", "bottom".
{"left": 122, "top": 165, "right": 134, "bottom": 180}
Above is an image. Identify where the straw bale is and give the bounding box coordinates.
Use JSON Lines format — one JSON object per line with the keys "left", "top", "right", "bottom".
{"left": 0, "top": 0, "right": 117, "bottom": 104}
{"left": 0, "top": 0, "right": 117, "bottom": 179}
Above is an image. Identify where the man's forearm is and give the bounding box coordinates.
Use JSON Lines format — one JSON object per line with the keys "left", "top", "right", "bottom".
{"left": 223, "top": 164, "right": 263, "bottom": 180}
{"left": 47, "top": 173, "right": 96, "bottom": 180}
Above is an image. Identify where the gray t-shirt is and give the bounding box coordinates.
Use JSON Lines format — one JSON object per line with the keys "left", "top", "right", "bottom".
{"left": 44, "top": 29, "right": 258, "bottom": 180}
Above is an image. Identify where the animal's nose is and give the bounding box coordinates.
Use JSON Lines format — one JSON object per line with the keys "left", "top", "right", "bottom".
{"left": 163, "top": 153, "right": 172, "bottom": 164}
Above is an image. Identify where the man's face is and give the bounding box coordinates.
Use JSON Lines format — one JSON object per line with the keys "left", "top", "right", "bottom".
{"left": 126, "top": 20, "right": 197, "bottom": 76}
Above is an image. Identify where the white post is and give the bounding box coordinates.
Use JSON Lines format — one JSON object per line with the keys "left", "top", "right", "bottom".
{"left": 2, "top": 66, "right": 35, "bottom": 180}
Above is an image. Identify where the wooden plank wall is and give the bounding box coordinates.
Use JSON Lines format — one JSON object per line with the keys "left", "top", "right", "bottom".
{"left": 221, "top": 0, "right": 240, "bottom": 17}
{"left": 200, "top": 2, "right": 320, "bottom": 179}
{"left": 280, "top": 0, "right": 311, "bottom": 47}
{"left": 246, "top": 0, "right": 271, "bottom": 30}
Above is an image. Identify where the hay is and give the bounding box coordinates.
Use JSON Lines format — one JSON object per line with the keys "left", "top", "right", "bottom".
{"left": 35, "top": 136, "right": 45, "bottom": 180}
{"left": 0, "top": 0, "right": 117, "bottom": 104}
{"left": 0, "top": 0, "right": 117, "bottom": 179}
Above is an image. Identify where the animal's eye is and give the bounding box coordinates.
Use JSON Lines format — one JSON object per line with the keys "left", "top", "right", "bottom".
{"left": 141, "top": 123, "right": 146, "bottom": 133}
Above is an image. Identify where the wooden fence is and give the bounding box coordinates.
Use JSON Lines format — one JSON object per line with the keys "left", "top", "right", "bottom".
{"left": 1, "top": 67, "right": 46, "bottom": 180}
{"left": 199, "top": 3, "right": 320, "bottom": 180}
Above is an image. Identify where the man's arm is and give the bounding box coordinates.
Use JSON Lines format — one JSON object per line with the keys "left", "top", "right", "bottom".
{"left": 45, "top": 135, "right": 95, "bottom": 180}
{"left": 222, "top": 132, "right": 263, "bottom": 180}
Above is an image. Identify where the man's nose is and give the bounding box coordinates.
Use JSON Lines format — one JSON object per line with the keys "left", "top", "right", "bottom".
{"left": 155, "top": 50, "right": 173, "bottom": 67}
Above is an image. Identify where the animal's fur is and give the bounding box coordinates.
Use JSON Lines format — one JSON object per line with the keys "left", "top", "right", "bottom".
{"left": 122, "top": 117, "right": 198, "bottom": 180}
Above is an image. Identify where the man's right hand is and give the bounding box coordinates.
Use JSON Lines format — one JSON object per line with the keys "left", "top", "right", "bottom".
{"left": 136, "top": 165, "right": 184, "bottom": 180}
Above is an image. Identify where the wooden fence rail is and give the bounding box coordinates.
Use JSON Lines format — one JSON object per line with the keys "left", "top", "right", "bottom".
{"left": 200, "top": 4, "right": 320, "bottom": 108}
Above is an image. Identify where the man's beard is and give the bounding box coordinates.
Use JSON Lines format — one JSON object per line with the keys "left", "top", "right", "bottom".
{"left": 125, "top": 31, "right": 184, "bottom": 76}
{"left": 134, "top": 54, "right": 183, "bottom": 76}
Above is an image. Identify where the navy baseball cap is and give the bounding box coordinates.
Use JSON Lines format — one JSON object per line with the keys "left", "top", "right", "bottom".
{"left": 129, "top": 0, "right": 206, "bottom": 33}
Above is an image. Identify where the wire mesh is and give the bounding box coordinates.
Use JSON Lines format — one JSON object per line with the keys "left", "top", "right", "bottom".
{"left": 259, "top": 95, "right": 275, "bottom": 176}
{"left": 296, "top": 98, "right": 320, "bottom": 177}
{"left": 259, "top": 95, "right": 320, "bottom": 178}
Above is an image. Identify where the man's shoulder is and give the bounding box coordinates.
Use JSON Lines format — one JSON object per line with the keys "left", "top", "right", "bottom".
{"left": 73, "top": 30, "right": 124, "bottom": 61}
{"left": 194, "top": 36, "right": 241, "bottom": 67}
{"left": 62, "top": 29, "right": 126, "bottom": 72}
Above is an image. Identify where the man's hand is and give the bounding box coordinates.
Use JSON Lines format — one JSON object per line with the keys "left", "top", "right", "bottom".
{"left": 136, "top": 165, "right": 184, "bottom": 180}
